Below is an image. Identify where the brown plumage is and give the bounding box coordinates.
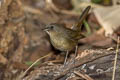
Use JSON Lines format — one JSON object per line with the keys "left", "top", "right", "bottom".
{"left": 44, "top": 6, "right": 91, "bottom": 65}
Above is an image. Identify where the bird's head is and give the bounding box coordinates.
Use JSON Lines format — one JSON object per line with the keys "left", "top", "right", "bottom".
{"left": 43, "top": 23, "right": 65, "bottom": 35}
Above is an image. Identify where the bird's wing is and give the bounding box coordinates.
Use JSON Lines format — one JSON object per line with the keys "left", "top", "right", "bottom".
{"left": 63, "top": 28, "right": 79, "bottom": 40}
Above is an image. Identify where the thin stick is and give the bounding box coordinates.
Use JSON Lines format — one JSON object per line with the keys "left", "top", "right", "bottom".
{"left": 112, "top": 37, "right": 119, "bottom": 80}
{"left": 74, "top": 71, "right": 94, "bottom": 80}
{"left": 17, "top": 0, "right": 43, "bottom": 15}
{"left": 54, "top": 49, "right": 118, "bottom": 80}
{"left": 18, "top": 52, "right": 52, "bottom": 79}
{"left": 83, "top": 20, "right": 91, "bottom": 35}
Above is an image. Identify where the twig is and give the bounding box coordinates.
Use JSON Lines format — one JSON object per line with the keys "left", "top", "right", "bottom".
{"left": 18, "top": 52, "right": 53, "bottom": 79}
{"left": 17, "top": 0, "right": 43, "bottom": 15}
{"left": 46, "top": 0, "right": 80, "bottom": 16}
{"left": 23, "top": 6, "right": 44, "bottom": 15}
{"left": 83, "top": 20, "right": 91, "bottom": 35}
{"left": 44, "top": 60, "right": 63, "bottom": 64}
{"left": 112, "top": 37, "right": 119, "bottom": 80}
{"left": 54, "top": 49, "right": 118, "bottom": 80}
{"left": 74, "top": 71, "right": 94, "bottom": 80}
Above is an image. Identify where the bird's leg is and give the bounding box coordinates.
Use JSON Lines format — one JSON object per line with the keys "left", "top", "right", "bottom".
{"left": 73, "top": 45, "right": 78, "bottom": 65}
{"left": 64, "top": 51, "right": 69, "bottom": 66}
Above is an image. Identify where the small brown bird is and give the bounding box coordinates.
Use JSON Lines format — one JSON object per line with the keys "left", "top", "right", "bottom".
{"left": 44, "top": 6, "right": 91, "bottom": 65}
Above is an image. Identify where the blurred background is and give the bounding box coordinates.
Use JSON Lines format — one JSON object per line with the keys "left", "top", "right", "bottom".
{"left": 0, "top": 0, "right": 120, "bottom": 79}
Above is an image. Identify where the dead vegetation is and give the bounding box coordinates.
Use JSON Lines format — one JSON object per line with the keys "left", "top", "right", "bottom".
{"left": 0, "top": 0, "right": 120, "bottom": 80}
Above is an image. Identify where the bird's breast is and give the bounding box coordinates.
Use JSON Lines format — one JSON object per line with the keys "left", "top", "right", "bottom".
{"left": 49, "top": 33, "right": 77, "bottom": 51}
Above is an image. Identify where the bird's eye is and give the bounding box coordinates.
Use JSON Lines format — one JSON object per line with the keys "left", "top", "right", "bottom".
{"left": 50, "top": 25, "right": 54, "bottom": 29}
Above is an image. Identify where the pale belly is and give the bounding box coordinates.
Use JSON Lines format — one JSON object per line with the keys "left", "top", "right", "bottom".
{"left": 50, "top": 35, "right": 77, "bottom": 51}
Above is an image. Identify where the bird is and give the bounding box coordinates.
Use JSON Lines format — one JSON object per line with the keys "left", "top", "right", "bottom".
{"left": 44, "top": 6, "right": 91, "bottom": 66}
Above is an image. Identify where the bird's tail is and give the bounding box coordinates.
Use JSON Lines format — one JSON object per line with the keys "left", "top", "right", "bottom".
{"left": 74, "top": 6, "right": 91, "bottom": 32}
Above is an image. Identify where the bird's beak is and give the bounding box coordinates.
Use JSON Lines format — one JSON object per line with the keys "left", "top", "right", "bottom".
{"left": 42, "top": 27, "right": 50, "bottom": 34}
